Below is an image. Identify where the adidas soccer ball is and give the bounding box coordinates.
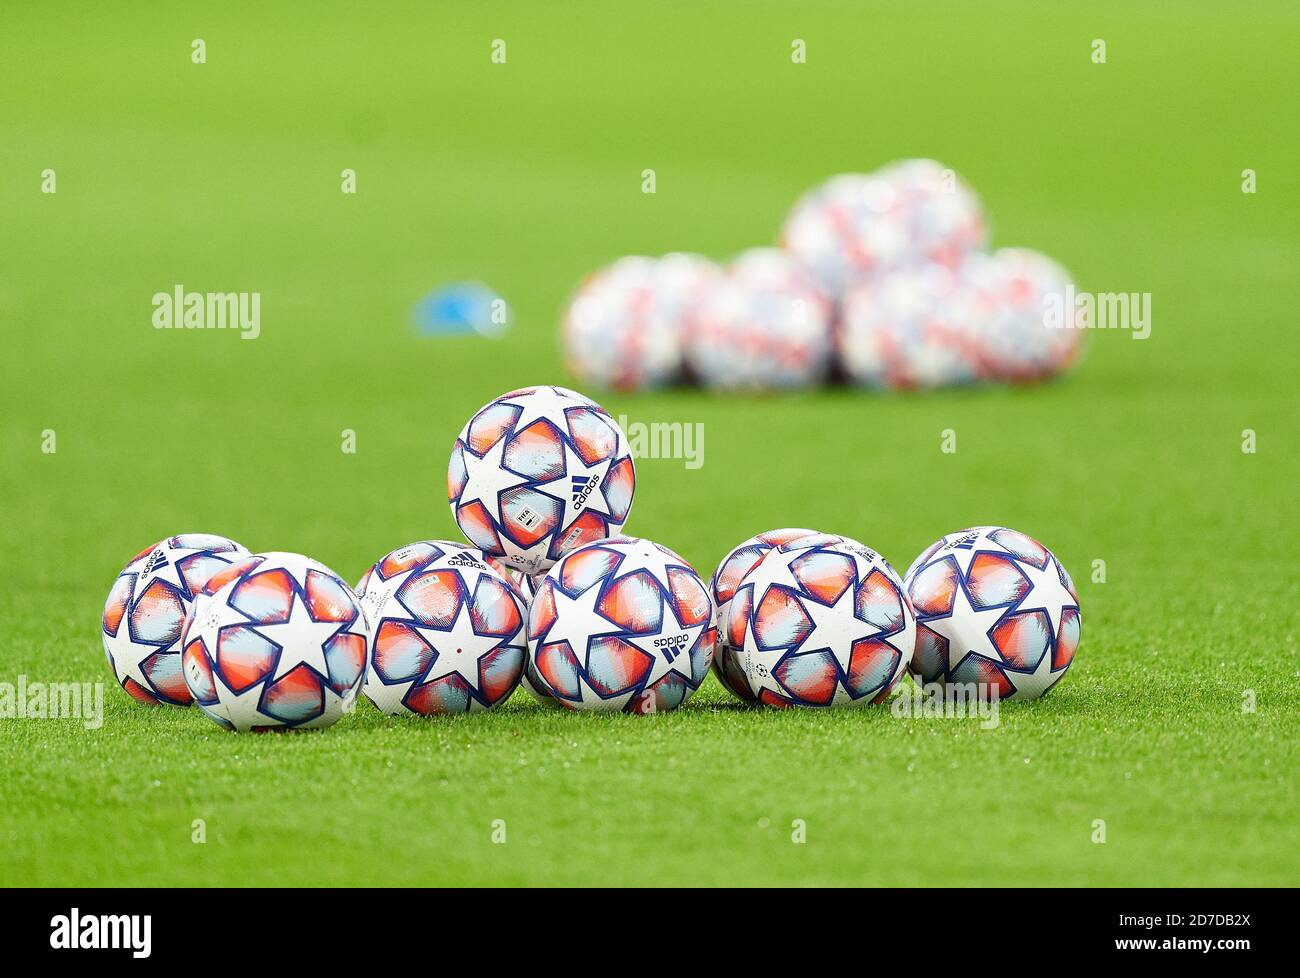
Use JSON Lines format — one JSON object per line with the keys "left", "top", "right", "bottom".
{"left": 563, "top": 253, "right": 720, "bottom": 390}
{"left": 358, "top": 541, "right": 527, "bottom": 716}
{"left": 503, "top": 569, "right": 563, "bottom": 707}
{"left": 781, "top": 161, "right": 986, "bottom": 300}
{"left": 101, "top": 533, "right": 249, "bottom": 705}
{"left": 448, "top": 385, "right": 636, "bottom": 575}
{"left": 838, "top": 263, "right": 984, "bottom": 389}
{"left": 728, "top": 534, "right": 915, "bottom": 708}
{"left": 180, "top": 551, "right": 367, "bottom": 731}
{"left": 876, "top": 159, "right": 987, "bottom": 270}
{"left": 708, "top": 527, "right": 819, "bottom": 703}
{"left": 526, "top": 536, "right": 716, "bottom": 713}
{"left": 959, "top": 248, "right": 1085, "bottom": 382}
{"left": 355, "top": 539, "right": 514, "bottom": 607}
{"left": 686, "top": 248, "right": 833, "bottom": 390}
{"left": 904, "top": 526, "right": 1081, "bottom": 700}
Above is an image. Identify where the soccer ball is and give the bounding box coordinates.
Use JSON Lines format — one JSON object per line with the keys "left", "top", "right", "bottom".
{"left": 355, "top": 539, "right": 514, "bottom": 606}
{"left": 708, "top": 527, "right": 819, "bottom": 703}
{"left": 180, "top": 551, "right": 367, "bottom": 731}
{"left": 359, "top": 541, "right": 527, "bottom": 716}
{"left": 904, "top": 526, "right": 1081, "bottom": 700}
{"left": 959, "top": 248, "right": 1085, "bottom": 382}
{"left": 780, "top": 161, "right": 986, "bottom": 300}
{"left": 563, "top": 253, "right": 720, "bottom": 390}
{"left": 838, "top": 263, "right": 984, "bottom": 389}
{"left": 728, "top": 535, "right": 915, "bottom": 708}
{"left": 102, "top": 533, "right": 249, "bottom": 705}
{"left": 686, "top": 248, "right": 833, "bottom": 390}
{"left": 876, "top": 159, "right": 988, "bottom": 270}
{"left": 527, "top": 536, "right": 716, "bottom": 712}
{"left": 502, "top": 569, "right": 563, "bottom": 707}
{"left": 448, "top": 385, "right": 636, "bottom": 575}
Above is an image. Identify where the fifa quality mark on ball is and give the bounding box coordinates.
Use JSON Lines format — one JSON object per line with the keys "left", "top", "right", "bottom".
{"left": 708, "top": 527, "right": 821, "bottom": 703}
{"left": 101, "top": 533, "right": 250, "bottom": 706}
{"left": 178, "top": 551, "right": 368, "bottom": 731}
{"left": 903, "top": 526, "right": 1081, "bottom": 700}
{"left": 448, "top": 385, "right": 636, "bottom": 575}
{"left": 727, "top": 534, "right": 916, "bottom": 708}
{"left": 525, "top": 536, "right": 717, "bottom": 713}
{"left": 358, "top": 541, "right": 528, "bottom": 717}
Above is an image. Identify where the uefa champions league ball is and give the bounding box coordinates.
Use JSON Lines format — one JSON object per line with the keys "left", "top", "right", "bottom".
{"left": 780, "top": 161, "right": 986, "bottom": 300}
{"left": 959, "top": 248, "right": 1085, "bottom": 382}
{"left": 875, "top": 159, "right": 987, "bottom": 270}
{"left": 527, "top": 536, "right": 717, "bottom": 713}
{"left": 904, "top": 526, "right": 1081, "bottom": 700}
{"left": 180, "top": 551, "right": 367, "bottom": 731}
{"left": 781, "top": 173, "right": 905, "bottom": 298}
{"left": 686, "top": 248, "right": 833, "bottom": 390}
{"left": 504, "top": 569, "right": 564, "bottom": 707}
{"left": 102, "top": 533, "right": 249, "bottom": 705}
{"left": 448, "top": 385, "right": 636, "bottom": 574}
{"left": 838, "top": 263, "right": 984, "bottom": 389}
{"left": 355, "top": 539, "right": 514, "bottom": 608}
{"left": 358, "top": 541, "right": 527, "bottom": 716}
{"left": 728, "top": 534, "right": 915, "bottom": 708}
{"left": 708, "top": 527, "right": 819, "bottom": 703}
{"left": 563, "top": 253, "right": 720, "bottom": 390}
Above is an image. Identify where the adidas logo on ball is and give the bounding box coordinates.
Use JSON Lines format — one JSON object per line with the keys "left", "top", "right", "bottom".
{"left": 142, "top": 549, "right": 168, "bottom": 576}
{"left": 446, "top": 552, "right": 487, "bottom": 570}
{"left": 570, "top": 474, "right": 599, "bottom": 508}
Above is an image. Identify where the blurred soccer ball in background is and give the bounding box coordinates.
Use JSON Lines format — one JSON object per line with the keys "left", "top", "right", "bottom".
{"left": 838, "top": 262, "right": 984, "bottom": 389}
{"left": 686, "top": 248, "right": 833, "bottom": 390}
{"left": 563, "top": 253, "right": 720, "bottom": 391}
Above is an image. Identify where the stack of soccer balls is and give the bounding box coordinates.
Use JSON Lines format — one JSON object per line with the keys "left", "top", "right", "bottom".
{"left": 709, "top": 525, "right": 1081, "bottom": 707}
{"left": 562, "top": 159, "right": 1085, "bottom": 392}
{"left": 102, "top": 386, "right": 1080, "bottom": 730}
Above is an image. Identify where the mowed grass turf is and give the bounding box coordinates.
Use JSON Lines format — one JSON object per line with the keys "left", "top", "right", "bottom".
{"left": 1, "top": 1, "right": 1297, "bottom": 886}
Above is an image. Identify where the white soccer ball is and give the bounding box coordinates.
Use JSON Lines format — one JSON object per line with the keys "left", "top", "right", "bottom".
{"left": 876, "top": 158, "right": 988, "bottom": 270}
{"left": 781, "top": 161, "right": 986, "bottom": 301}
{"left": 959, "top": 248, "right": 1085, "bottom": 382}
{"left": 180, "top": 551, "right": 367, "bottom": 731}
{"left": 503, "top": 569, "right": 563, "bottom": 707}
{"left": 447, "top": 385, "right": 636, "bottom": 574}
{"left": 904, "top": 526, "right": 1081, "bottom": 700}
{"left": 727, "top": 534, "right": 915, "bottom": 708}
{"left": 358, "top": 541, "right": 527, "bottom": 716}
{"left": 526, "top": 536, "right": 716, "bottom": 712}
{"left": 708, "top": 527, "right": 820, "bottom": 703}
{"left": 838, "top": 263, "right": 984, "bottom": 389}
{"left": 101, "top": 533, "right": 250, "bottom": 706}
{"left": 686, "top": 248, "right": 833, "bottom": 390}
{"left": 563, "top": 253, "right": 720, "bottom": 391}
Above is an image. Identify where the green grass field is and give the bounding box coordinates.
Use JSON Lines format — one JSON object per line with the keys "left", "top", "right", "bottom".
{"left": 2, "top": 1, "right": 1297, "bottom": 887}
